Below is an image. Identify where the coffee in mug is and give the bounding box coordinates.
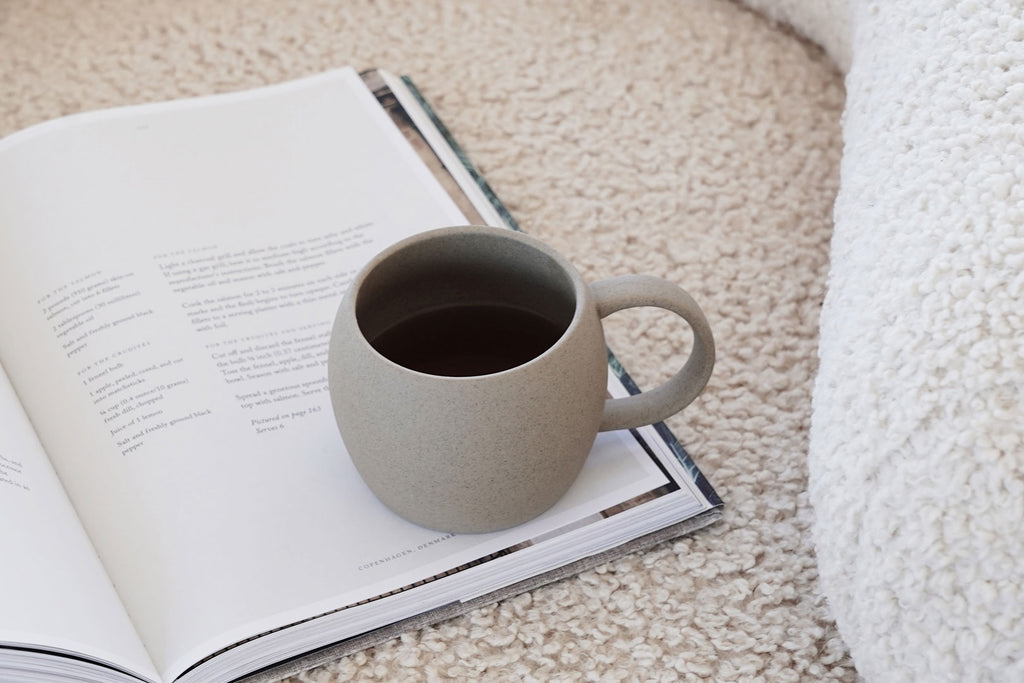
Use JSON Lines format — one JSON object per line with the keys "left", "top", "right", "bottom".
{"left": 328, "top": 226, "right": 714, "bottom": 533}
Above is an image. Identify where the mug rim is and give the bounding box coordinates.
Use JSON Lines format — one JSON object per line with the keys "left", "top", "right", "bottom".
{"left": 345, "top": 225, "right": 588, "bottom": 380}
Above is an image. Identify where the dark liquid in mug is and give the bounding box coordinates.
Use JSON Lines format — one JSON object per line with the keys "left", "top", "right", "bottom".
{"left": 370, "top": 304, "right": 566, "bottom": 377}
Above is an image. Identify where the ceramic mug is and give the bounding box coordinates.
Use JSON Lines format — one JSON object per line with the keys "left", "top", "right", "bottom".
{"left": 328, "top": 226, "right": 714, "bottom": 533}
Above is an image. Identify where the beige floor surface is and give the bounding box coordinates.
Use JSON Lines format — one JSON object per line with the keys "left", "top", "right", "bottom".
{"left": 0, "top": 1, "right": 852, "bottom": 680}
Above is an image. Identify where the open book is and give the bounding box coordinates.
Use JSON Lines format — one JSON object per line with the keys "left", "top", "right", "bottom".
{"left": 0, "top": 68, "right": 722, "bottom": 683}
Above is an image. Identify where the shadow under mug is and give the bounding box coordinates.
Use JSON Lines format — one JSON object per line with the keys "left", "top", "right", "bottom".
{"left": 328, "top": 226, "right": 714, "bottom": 533}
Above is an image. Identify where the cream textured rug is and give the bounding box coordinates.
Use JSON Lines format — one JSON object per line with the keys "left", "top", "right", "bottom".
{"left": 0, "top": 1, "right": 853, "bottom": 680}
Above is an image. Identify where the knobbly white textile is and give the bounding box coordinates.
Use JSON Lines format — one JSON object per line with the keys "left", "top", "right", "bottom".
{"left": 753, "top": 1, "right": 1024, "bottom": 680}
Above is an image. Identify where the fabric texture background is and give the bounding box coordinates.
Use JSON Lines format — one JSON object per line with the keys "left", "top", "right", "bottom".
{"left": 20, "top": 0, "right": 1013, "bottom": 680}
{"left": 781, "top": 2, "right": 1024, "bottom": 682}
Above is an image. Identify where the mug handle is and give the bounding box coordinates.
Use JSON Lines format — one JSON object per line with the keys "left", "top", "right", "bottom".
{"left": 590, "top": 275, "right": 715, "bottom": 432}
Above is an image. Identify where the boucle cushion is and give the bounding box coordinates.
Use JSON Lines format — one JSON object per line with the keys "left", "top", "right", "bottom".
{"left": 748, "top": 1, "right": 1024, "bottom": 680}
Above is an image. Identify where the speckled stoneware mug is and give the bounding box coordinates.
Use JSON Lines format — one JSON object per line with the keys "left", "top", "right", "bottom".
{"left": 328, "top": 226, "right": 714, "bottom": 533}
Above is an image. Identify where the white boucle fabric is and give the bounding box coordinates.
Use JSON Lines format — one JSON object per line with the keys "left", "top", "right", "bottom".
{"left": 755, "top": 0, "right": 1024, "bottom": 680}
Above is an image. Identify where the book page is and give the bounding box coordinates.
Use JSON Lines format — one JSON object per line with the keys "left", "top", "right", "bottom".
{"left": 0, "top": 365, "right": 159, "bottom": 682}
{"left": 0, "top": 69, "right": 668, "bottom": 680}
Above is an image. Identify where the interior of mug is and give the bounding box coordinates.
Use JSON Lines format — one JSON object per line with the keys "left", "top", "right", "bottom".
{"left": 355, "top": 230, "right": 579, "bottom": 375}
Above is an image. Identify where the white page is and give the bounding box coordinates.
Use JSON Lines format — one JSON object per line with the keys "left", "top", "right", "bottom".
{"left": 0, "top": 69, "right": 668, "bottom": 680}
{"left": 0, "top": 365, "right": 159, "bottom": 682}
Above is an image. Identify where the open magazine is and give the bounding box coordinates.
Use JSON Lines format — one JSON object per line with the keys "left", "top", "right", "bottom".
{"left": 0, "top": 67, "right": 722, "bottom": 683}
